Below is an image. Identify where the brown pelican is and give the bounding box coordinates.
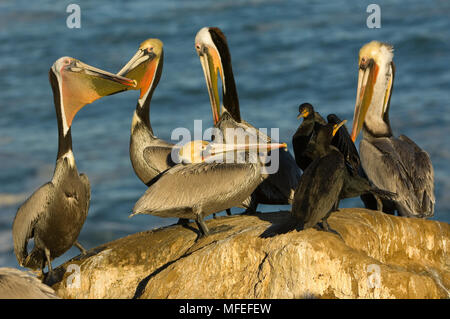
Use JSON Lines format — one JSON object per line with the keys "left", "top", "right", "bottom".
{"left": 293, "top": 121, "right": 396, "bottom": 231}
{"left": 12, "top": 57, "right": 135, "bottom": 281}
{"left": 194, "top": 27, "right": 301, "bottom": 212}
{"left": 131, "top": 137, "right": 288, "bottom": 237}
{"left": 117, "top": 39, "right": 173, "bottom": 186}
{"left": 118, "top": 38, "right": 231, "bottom": 219}
{"left": 0, "top": 267, "right": 59, "bottom": 299}
{"left": 350, "top": 41, "right": 435, "bottom": 217}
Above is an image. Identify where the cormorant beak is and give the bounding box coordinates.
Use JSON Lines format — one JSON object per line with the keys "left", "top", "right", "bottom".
{"left": 196, "top": 44, "right": 223, "bottom": 125}
{"left": 60, "top": 59, "right": 136, "bottom": 130}
{"left": 297, "top": 109, "right": 309, "bottom": 119}
{"left": 118, "top": 48, "right": 159, "bottom": 99}
{"left": 332, "top": 120, "right": 347, "bottom": 137}
{"left": 351, "top": 58, "right": 379, "bottom": 142}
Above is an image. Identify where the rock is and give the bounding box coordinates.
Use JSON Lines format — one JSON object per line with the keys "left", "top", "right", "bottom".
{"left": 0, "top": 267, "right": 60, "bottom": 299}
{"left": 50, "top": 208, "right": 449, "bottom": 299}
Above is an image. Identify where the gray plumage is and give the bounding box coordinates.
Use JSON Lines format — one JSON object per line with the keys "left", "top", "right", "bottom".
{"left": 133, "top": 162, "right": 261, "bottom": 220}
{"left": 13, "top": 157, "right": 90, "bottom": 270}
{"left": 360, "top": 134, "right": 434, "bottom": 217}
{"left": 131, "top": 115, "right": 278, "bottom": 236}
{"left": 216, "top": 112, "right": 301, "bottom": 209}
{"left": 351, "top": 43, "right": 435, "bottom": 218}
{"left": 0, "top": 268, "right": 59, "bottom": 299}
{"left": 195, "top": 27, "right": 300, "bottom": 213}
{"left": 130, "top": 116, "right": 174, "bottom": 186}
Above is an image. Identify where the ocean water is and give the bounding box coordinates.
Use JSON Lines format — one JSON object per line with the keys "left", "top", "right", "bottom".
{"left": 0, "top": 0, "right": 449, "bottom": 269}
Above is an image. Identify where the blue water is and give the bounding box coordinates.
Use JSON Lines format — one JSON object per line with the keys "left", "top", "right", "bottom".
{"left": 0, "top": 0, "right": 449, "bottom": 269}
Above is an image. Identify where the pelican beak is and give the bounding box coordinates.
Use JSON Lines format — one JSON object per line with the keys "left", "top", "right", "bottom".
{"left": 350, "top": 59, "right": 379, "bottom": 142}
{"left": 72, "top": 60, "right": 137, "bottom": 89}
{"left": 60, "top": 60, "right": 135, "bottom": 130}
{"left": 205, "top": 142, "right": 287, "bottom": 158}
{"left": 332, "top": 120, "right": 347, "bottom": 137}
{"left": 197, "top": 45, "right": 223, "bottom": 125}
{"left": 117, "top": 48, "right": 159, "bottom": 99}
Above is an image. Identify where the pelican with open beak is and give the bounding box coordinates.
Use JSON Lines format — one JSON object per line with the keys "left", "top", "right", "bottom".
{"left": 195, "top": 27, "right": 301, "bottom": 212}
{"left": 13, "top": 57, "right": 135, "bottom": 281}
{"left": 350, "top": 41, "right": 434, "bottom": 217}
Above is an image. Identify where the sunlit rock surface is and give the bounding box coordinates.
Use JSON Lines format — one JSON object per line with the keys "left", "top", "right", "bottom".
{"left": 51, "top": 208, "right": 449, "bottom": 299}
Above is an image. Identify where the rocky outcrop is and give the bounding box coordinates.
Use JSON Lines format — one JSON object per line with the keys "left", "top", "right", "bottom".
{"left": 50, "top": 208, "right": 449, "bottom": 299}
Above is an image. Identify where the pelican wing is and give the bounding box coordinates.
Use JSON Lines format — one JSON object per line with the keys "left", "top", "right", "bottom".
{"left": 79, "top": 173, "right": 91, "bottom": 215}
{"left": 360, "top": 136, "right": 434, "bottom": 217}
{"left": 143, "top": 145, "right": 175, "bottom": 174}
{"left": 12, "top": 182, "right": 54, "bottom": 266}
{"left": 396, "top": 135, "right": 435, "bottom": 215}
{"left": 133, "top": 162, "right": 259, "bottom": 218}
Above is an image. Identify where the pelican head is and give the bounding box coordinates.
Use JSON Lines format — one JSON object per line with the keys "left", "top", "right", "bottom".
{"left": 195, "top": 27, "right": 234, "bottom": 125}
{"left": 49, "top": 57, "right": 136, "bottom": 136}
{"left": 351, "top": 41, "right": 395, "bottom": 141}
{"left": 118, "top": 38, "right": 164, "bottom": 101}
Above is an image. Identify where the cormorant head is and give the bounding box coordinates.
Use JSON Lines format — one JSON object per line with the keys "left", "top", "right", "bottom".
{"left": 297, "top": 103, "right": 314, "bottom": 120}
